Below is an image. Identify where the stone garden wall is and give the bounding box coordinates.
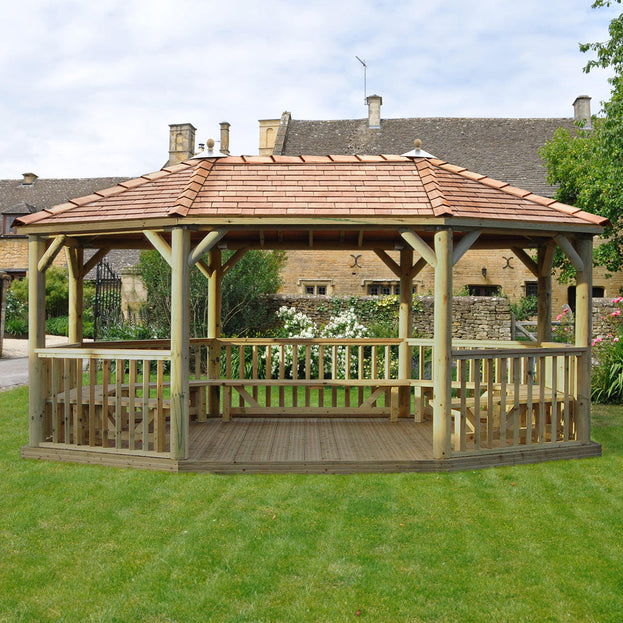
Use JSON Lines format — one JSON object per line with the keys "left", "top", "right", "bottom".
{"left": 264, "top": 295, "right": 512, "bottom": 340}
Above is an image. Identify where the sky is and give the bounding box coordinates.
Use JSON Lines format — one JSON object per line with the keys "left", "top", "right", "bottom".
{"left": 1, "top": 0, "right": 621, "bottom": 179}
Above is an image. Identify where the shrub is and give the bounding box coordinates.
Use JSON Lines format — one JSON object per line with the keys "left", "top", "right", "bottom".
{"left": 45, "top": 316, "right": 69, "bottom": 336}
{"left": 4, "top": 316, "right": 27, "bottom": 337}
{"left": 510, "top": 295, "right": 538, "bottom": 321}
{"left": 4, "top": 289, "right": 27, "bottom": 335}
{"left": 592, "top": 296, "right": 623, "bottom": 403}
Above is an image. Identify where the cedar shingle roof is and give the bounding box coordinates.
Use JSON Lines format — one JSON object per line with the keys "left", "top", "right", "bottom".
{"left": 15, "top": 155, "right": 606, "bottom": 233}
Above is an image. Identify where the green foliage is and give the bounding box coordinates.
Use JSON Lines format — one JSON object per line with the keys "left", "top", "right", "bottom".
{"left": 541, "top": 3, "right": 623, "bottom": 276}
{"left": 510, "top": 295, "right": 538, "bottom": 321}
{"left": 10, "top": 266, "right": 71, "bottom": 318}
{"left": 45, "top": 316, "right": 68, "bottom": 336}
{"left": 136, "top": 249, "right": 286, "bottom": 337}
{"left": 592, "top": 296, "right": 623, "bottom": 402}
{"left": 3, "top": 289, "right": 27, "bottom": 335}
{"left": 4, "top": 316, "right": 27, "bottom": 337}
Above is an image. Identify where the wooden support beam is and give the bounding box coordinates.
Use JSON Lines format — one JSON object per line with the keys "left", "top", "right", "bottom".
{"left": 28, "top": 236, "right": 47, "bottom": 447}
{"left": 170, "top": 227, "right": 190, "bottom": 459}
{"left": 452, "top": 230, "right": 481, "bottom": 266}
{"left": 433, "top": 228, "right": 453, "bottom": 459}
{"left": 575, "top": 237, "right": 593, "bottom": 444}
{"left": 222, "top": 248, "right": 248, "bottom": 275}
{"left": 511, "top": 247, "right": 538, "bottom": 277}
{"left": 410, "top": 257, "right": 428, "bottom": 280}
{"left": 555, "top": 234, "right": 585, "bottom": 272}
{"left": 144, "top": 231, "right": 172, "bottom": 266}
{"left": 537, "top": 241, "right": 555, "bottom": 342}
{"left": 188, "top": 229, "right": 227, "bottom": 267}
{"left": 400, "top": 229, "right": 437, "bottom": 267}
{"left": 358, "top": 230, "right": 364, "bottom": 248}
{"left": 37, "top": 234, "right": 66, "bottom": 273}
{"left": 196, "top": 259, "right": 213, "bottom": 280}
{"left": 82, "top": 247, "right": 111, "bottom": 276}
{"left": 373, "top": 249, "right": 401, "bottom": 277}
{"left": 65, "top": 247, "right": 84, "bottom": 343}
{"left": 398, "top": 247, "right": 413, "bottom": 418}
{"left": 207, "top": 247, "right": 222, "bottom": 417}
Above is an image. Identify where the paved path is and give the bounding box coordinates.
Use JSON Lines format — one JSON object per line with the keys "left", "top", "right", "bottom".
{"left": 0, "top": 336, "right": 71, "bottom": 391}
{"left": 0, "top": 356, "right": 28, "bottom": 391}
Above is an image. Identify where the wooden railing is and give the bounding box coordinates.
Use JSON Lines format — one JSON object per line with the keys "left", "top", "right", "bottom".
{"left": 33, "top": 338, "right": 587, "bottom": 458}
{"left": 189, "top": 338, "right": 411, "bottom": 419}
{"left": 36, "top": 342, "right": 172, "bottom": 454}
{"left": 447, "top": 342, "right": 585, "bottom": 453}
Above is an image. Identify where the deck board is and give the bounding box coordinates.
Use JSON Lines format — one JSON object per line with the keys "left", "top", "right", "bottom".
{"left": 21, "top": 418, "right": 602, "bottom": 474}
{"left": 187, "top": 418, "right": 435, "bottom": 466}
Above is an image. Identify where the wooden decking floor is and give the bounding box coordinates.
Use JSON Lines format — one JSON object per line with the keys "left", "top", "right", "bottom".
{"left": 182, "top": 418, "right": 435, "bottom": 473}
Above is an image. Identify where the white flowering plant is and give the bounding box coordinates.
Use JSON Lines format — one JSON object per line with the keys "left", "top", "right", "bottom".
{"left": 264, "top": 306, "right": 368, "bottom": 379}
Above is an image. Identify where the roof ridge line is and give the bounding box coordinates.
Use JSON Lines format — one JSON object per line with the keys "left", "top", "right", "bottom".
{"left": 416, "top": 159, "right": 453, "bottom": 217}
{"left": 168, "top": 160, "right": 214, "bottom": 217}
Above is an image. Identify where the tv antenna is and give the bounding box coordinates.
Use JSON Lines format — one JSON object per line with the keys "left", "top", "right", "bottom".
{"left": 355, "top": 56, "right": 367, "bottom": 104}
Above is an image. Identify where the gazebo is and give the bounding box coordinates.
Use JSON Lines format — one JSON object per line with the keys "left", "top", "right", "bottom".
{"left": 16, "top": 149, "right": 606, "bottom": 472}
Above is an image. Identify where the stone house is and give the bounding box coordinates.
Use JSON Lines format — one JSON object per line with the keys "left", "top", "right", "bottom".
{"left": 259, "top": 95, "right": 616, "bottom": 313}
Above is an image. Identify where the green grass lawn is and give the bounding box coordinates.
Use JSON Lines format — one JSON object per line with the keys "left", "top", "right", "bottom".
{"left": 1, "top": 387, "right": 622, "bottom": 622}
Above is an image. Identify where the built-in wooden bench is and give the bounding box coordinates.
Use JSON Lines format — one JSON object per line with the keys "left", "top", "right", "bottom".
{"left": 201, "top": 378, "right": 413, "bottom": 421}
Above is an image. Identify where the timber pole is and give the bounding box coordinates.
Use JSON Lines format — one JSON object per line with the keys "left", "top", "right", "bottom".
{"left": 433, "top": 228, "right": 453, "bottom": 459}
{"left": 28, "top": 236, "right": 47, "bottom": 447}
{"left": 170, "top": 227, "right": 190, "bottom": 459}
{"left": 574, "top": 236, "right": 593, "bottom": 444}
{"left": 398, "top": 246, "right": 413, "bottom": 417}
{"left": 207, "top": 247, "right": 222, "bottom": 417}
{"left": 537, "top": 243, "right": 554, "bottom": 343}
{"left": 66, "top": 247, "right": 84, "bottom": 344}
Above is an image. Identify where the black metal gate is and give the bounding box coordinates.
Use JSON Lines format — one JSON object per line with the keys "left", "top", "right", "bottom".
{"left": 93, "top": 260, "right": 121, "bottom": 340}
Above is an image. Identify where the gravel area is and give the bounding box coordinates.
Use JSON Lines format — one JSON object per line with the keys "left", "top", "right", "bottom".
{"left": 1, "top": 335, "right": 73, "bottom": 360}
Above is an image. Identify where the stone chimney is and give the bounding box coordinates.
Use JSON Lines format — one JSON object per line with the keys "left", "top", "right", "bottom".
{"left": 21, "top": 172, "right": 38, "bottom": 185}
{"left": 166, "top": 123, "right": 197, "bottom": 166}
{"left": 366, "top": 94, "right": 382, "bottom": 128}
{"left": 573, "top": 95, "right": 592, "bottom": 129}
{"left": 219, "top": 122, "right": 230, "bottom": 155}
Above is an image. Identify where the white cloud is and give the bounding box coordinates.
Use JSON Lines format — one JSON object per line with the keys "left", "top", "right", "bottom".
{"left": 0, "top": 0, "right": 620, "bottom": 178}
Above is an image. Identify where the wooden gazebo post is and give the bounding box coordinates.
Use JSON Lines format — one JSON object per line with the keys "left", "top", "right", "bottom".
{"left": 28, "top": 235, "right": 47, "bottom": 447}
{"left": 398, "top": 246, "right": 414, "bottom": 416}
{"left": 207, "top": 247, "right": 222, "bottom": 417}
{"left": 537, "top": 242, "right": 555, "bottom": 343}
{"left": 433, "top": 227, "right": 453, "bottom": 459}
{"left": 170, "top": 227, "right": 190, "bottom": 459}
{"left": 65, "top": 248, "right": 84, "bottom": 343}
{"left": 574, "top": 236, "right": 593, "bottom": 444}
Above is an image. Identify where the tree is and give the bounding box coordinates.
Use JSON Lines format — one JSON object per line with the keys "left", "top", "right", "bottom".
{"left": 137, "top": 249, "right": 286, "bottom": 337}
{"left": 540, "top": 0, "right": 623, "bottom": 279}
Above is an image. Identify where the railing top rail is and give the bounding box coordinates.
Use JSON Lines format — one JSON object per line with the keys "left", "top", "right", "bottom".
{"left": 194, "top": 337, "right": 404, "bottom": 346}
{"left": 35, "top": 347, "right": 172, "bottom": 361}
{"left": 452, "top": 345, "right": 587, "bottom": 359}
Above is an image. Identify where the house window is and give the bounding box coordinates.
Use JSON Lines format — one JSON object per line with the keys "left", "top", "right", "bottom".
{"left": 467, "top": 285, "right": 501, "bottom": 297}
{"left": 365, "top": 280, "right": 401, "bottom": 296}
{"left": 525, "top": 281, "right": 538, "bottom": 298}
{"left": 2, "top": 215, "right": 18, "bottom": 236}
{"left": 300, "top": 280, "right": 332, "bottom": 296}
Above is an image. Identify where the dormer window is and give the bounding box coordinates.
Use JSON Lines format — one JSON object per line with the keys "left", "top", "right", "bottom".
{"left": 2, "top": 214, "right": 18, "bottom": 236}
